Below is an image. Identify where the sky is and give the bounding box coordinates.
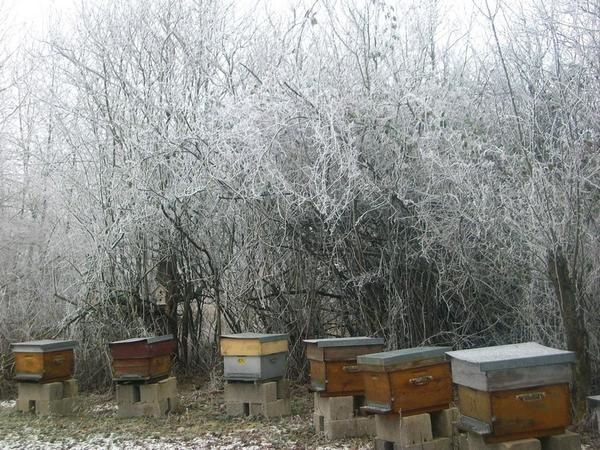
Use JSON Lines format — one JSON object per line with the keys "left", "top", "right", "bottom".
{"left": 1, "top": 0, "right": 484, "bottom": 57}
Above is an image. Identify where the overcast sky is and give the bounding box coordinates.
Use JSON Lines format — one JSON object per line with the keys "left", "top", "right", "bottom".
{"left": 2, "top": 0, "right": 484, "bottom": 58}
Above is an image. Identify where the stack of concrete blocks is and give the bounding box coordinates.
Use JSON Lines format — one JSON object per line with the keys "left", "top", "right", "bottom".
{"left": 224, "top": 378, "right": 291, "bottom": 418}
{"left": 588, "top": 395, "right": 600, "bottom": 433}
{"left": 374, "top": 407, "right": 460, "bottom": 450}
{"left": 461, "top": 431, "right": 581, "bottom": 450}
{"left": 313, "top": 393, "right": 375, "bottom": 439}
{"left": 116, "top": 376, "right": 178, "bottom": 418}
{"left": 16, "top": 379, "right": 79, "bottom": 416}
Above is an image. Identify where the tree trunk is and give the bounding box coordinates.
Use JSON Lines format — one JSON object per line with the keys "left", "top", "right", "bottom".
{"left": 157, "top": 252, "right": 179, "bottom": 357}
{"left": 547, "top": 246, "right": 590, "bottom": 420}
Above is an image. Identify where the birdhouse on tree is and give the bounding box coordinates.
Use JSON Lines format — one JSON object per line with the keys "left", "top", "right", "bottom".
{"left": 154, "top": 285, "right": 168, "bottom": 308}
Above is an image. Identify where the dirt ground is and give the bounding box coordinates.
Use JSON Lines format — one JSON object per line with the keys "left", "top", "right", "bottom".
{"left": 0, "top": 380, "right": 598, "bottom": 449}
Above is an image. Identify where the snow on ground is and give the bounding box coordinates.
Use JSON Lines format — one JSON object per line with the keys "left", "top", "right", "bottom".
{"left": 0, "top": 400, "right": 15, "bottom": 408}
{"left": 0, "top": 433, "right": 277, "bottom": 450}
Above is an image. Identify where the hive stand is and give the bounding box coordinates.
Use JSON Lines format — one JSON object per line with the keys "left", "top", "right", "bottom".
{"left": 224, "top": 378, "right": 291, "bottom": 418}
{"left": 313, "top": 393, "right": 375, "bottom": 439}
{"left": 373, "top": 407, "right": 459, "bottom": 450}
{"left": 462, "top": 430, "right": 581, "bottom": 450}
{"left": 588, "top": 395, "right": 600, "bottom": 433}
{"left": 16, "top": 379, "right": 79, "bottom": 416}
{"left": 116, "top": 376, "right": 178, "bottom": 418}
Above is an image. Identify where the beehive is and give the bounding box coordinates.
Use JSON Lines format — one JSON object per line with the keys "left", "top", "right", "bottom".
{"left": 109, "top": 335, "right": 176, "bottom": 382}
{"left": 304, "top": 337, "right": 384, "bottom": 397}
{"left": 220, "top": 333, "right": 288, "bottom": 381}
{"left": 11, "top": 340, "right": 77, "bottom": 384}
{"left": 357, "top": 346, "right": 452, "bottom": 415}
{"left": 447, "top": 342, "right": 575, "bottom": 443}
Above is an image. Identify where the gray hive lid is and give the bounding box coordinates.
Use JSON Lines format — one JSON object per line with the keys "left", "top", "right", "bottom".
{"left": 110, "top": 334, "right": 174, "bottom": 345}
{"left": 357, "top": 346, "right": 451, "bottom": 366}
{"left": 303, "top": 336, "right": 384, "bottom": 347}
{"left": 11, "top": 339, "right": 78, "bottom": 353}
{"left": 446, "top": 342, "right": 576, "bottom": 372}
{"left": 220, "top": 332, "right": 288, "bottom": 342}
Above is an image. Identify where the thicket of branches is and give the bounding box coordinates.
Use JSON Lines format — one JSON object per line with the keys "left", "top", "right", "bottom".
{"left": 1, "top": 0, "right": 599, "bottom": 415}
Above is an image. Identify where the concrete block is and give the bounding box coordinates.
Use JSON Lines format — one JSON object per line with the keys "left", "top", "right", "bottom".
{"left": 262, "top": 382, "right": 278, "bottom": 403}
{"left": 314, "top": 394, "right": 355, "bottom": 420}
{"left": 116, "top": 380, "right": 177, "bottom": 418}
{"left": 159, "top": 377, "right": 177, "bottom": 398}
{"left": 117, "top": 402, "right": 145, "bottom": 418}
{"left": 16, "top": 398, "right": 35, "bottom": 413}
{"left": 116, "top": 384, "right": 140, "bottom": 405}
{"left": 18, "top": 382, "right": 64, "bottom": 401}
{"left": 35, "top": 398, "right": 76, "bottom": 416}
{"left": 324, "top": 416, "right": 375, "bottom": 439}
{"left": 166, "top": 393, "right": 179, "bottom": 412}
{"left": 140, "top": 383, "right": 160, "bottom": 403}
{"left": 42, "top": 382, "right": 64, "bottom": 401}
{"left": 277, "top": 378, "right": 290, "bottom": 399}
{"left": 400, "top": 437, "right": 452, "bottom": 450}
{"left": 249, "top": 402, "right": 263, "bottom": 416}
{"left": 16, "top": 380, "right": 78, "bottom": 416}
{"left": 357, "top": 416, "right": 376, "bottom": 436}
{"left": 263, "top": 398, "right": 290, "bottom": 417}
{"left": 17, "top": 382, "right": 38, "bottom": 400}
{"left": 375, "top": 439, "right": 395, "bottom": 450}
{"left": 540, "top": 431, "right": 581, "bottom": 450}
{"left": 225, "top": 402, "right": 248, "bottom": 416}
{"left": 62, "top": 379, "right": 78, "bottom": 398}
{"left": 376, "top": 413, "right": 433, "bottom": 446}
{"left": 314, "top": 413, "right": 325, "bottom": 432}
{"left": 457, "top": 433, "right": 469, "bottom": 450}
{"left": 401, "top": 413, "right": 435, "bottom": 446}
{"left": 314, "top": 392, "right": 323, "bottom": 412}
{"left": 432, "top": 408, "right": 459, "bottom": 438}
{"left": 224, "top": 380, "right": 278, "bottom": 404}
{"left": 467, "top": 433, "right": 541, "bottom": 450}
{"left": 249, "top": 398, "right": 291, "bottom": 418}
{"left": 376, "top": 414, "right": 403, "bottom": 443}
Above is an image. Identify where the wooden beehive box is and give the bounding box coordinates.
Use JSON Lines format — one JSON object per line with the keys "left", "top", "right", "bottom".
{"left": 304, "top": 337, "right": 384, "bottom": 397}
{"left": 220, "top": 333, "right": 288, "bottom": 381}
{"left": 109, "top": 335, "right": 176, "bottom": 383}
{"left": 357, "top": 346, "right": 451, "bottom": 415}
{"left": 447, "top": 342, "right": 575, "bottom": 443}
{"left": 11, "top": 340, "right": 77, "bottom": 383}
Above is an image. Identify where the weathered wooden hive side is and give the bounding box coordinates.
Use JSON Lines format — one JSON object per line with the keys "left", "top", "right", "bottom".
{"left": 304, "top": 337, "right": 385, "bottom": 397}
{"left": 358, "top": 346, "right": 452, "bottom": 415}
{"left": 447, "top": 342, "right": 576, "bottom": 443}
{"left": 109, "top": 334, "right": 176, "bottom": 382}
{"left": 11, "top": 340, "right": 78, "bottom": 384}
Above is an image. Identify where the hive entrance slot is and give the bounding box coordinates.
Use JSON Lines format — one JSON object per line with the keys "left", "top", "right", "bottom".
{"left": 318, "top": 415, "right": 325, "bottom": 430}
{"left": 28, "top": 400, "right": 36, "bottom": 413}
{"left": 166, "top": 398, "right": 171, "bottom": 414}
{"left": 243, "top": 403, "right": 250, "bottom": 416}
{"left": 133, "top": 385, "right": 141, "bottom": 403}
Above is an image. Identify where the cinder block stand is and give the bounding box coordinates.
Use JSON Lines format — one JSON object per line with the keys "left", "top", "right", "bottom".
{"left": 374, "top": 408, "right": 458, "bottom": 450}
{"left": 16, "top": 379, "right": 79, "bottom": 416}
{"left": 588, "top": 395, "right": 600, "bottom": 433}
{"left": 462, "top": 431, "right": 582, "bottom": 450}
{"left": 313, "top": 393, "right": 375, "bottom": 439}
{"left": 116, "top": 376, "right": 178, "bottom": 418}
{"left": 224, "top": 378, "right": 291, "bottom": 418}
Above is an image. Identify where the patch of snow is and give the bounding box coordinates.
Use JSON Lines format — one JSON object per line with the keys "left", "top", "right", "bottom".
{"left": 90, "top": 403, "right": 117, "bottom": 413}
{"left": 0, "top": 400, "right": 15, "bottom": 408}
